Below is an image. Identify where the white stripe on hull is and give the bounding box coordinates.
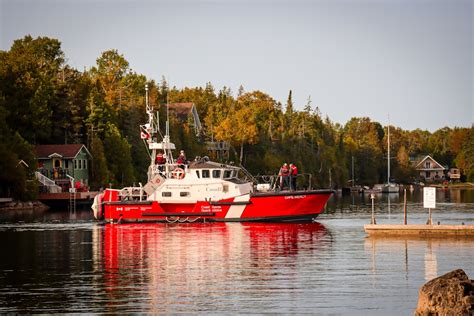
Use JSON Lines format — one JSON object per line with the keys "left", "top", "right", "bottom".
{"left": 225, "top": 194, "right": 250, "bottom": 219}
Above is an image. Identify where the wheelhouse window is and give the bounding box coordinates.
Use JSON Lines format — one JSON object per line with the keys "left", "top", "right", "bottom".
{"left": 162, "top": 192, "right": 172, "bottom": 197}
{"left": 224, "top": 170, "right": 232, "bottom": 179}
{"left": 180, "top": 192, "right": 189, "bottom": 197}
{"left": 202, "top": 170, "right": 210, "bottom": 178}
{"left": 232, "top": 170, "right": 238, "bottom": 178}
{"left": 212, "top": 170, "right": 221, "bottom": 178}
{"left": 196, "top": 170, "right": 200, "bottom": 178}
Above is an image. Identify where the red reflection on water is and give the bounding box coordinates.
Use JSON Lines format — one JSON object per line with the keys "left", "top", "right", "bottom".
{"left": 98, "top": 222, "right": 330, "bottom": 308}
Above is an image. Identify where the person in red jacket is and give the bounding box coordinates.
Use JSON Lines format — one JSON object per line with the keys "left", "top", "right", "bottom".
{"left": 155, "top": 151, "right": 166, "bottom": 172}
{"left": 155, "top": 151, "right": 166, "bottom": 164}
{"left": 290, "top": 163, "right": 298, "bottom": 191}
{"left": 177, "top": 150, "right": 187, "bottom": 169}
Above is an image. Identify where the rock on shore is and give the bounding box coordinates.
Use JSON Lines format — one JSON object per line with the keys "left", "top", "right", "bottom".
{"left": 0, "top": 200, "right": 49, "bottom": 211}
{"left": 415, "top": 269, "right": 474, "bottom": 316}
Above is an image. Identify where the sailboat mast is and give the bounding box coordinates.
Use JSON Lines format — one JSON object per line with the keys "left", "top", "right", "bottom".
{"left": 352, "top": 155, "right": 355, "bottom": 186}
{"left": 387, "top": 123, "right": 390, "bottom": 184}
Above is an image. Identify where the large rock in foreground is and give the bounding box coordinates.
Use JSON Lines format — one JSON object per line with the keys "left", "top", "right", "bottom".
{"left": 415, "top": 269, "right": 474, "bottom": 316}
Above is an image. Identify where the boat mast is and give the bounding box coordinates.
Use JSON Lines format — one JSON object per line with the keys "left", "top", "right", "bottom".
{"left": 163, "top": 84, "right": 173, "bottom": 165}
{"left": 387, "top": 119, "right": 390, "bottom": 184}
{"left": 352, "top": 155, "right": 355, "bottom": 187}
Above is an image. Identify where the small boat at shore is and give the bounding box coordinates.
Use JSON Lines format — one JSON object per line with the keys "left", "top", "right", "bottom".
{"left": 91, "top": 85, "right": 333, "bottom": 223}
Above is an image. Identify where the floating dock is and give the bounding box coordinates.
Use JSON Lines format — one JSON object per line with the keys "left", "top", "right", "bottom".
{"left": 364, "top": 224, "right": 474, "bottom": 237}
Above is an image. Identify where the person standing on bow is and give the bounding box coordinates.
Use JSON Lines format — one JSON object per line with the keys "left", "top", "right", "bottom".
{"left": 279, "top": 163, "right": 290, "bottom": 190}
{"left": 290, "top": 163, "right": 298, "bottom": 191}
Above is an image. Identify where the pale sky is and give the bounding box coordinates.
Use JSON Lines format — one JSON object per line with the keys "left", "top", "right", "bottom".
{"left": 1, "top": 0, "right": 472, "bottom": 131}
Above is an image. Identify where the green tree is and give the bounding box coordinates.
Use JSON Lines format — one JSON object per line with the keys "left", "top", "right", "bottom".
{"left": 90, "top": 136, "right": 109, "bottom": 189}
{"left": 103, "top": 124, "right": 135, "bottom": 186}
{"left": 0, "top": 35, "right": 65, "bottom": 143}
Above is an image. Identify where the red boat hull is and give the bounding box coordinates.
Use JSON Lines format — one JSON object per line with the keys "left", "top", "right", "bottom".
{"left": 99, "top": 190, "right": 334, "bottom": 222}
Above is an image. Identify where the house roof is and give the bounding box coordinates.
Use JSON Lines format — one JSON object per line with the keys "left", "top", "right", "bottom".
{"left": 35, "top": 144, "right": 91, "bottom": 159}
{"left": 167, "top": 102, "right": 202, "bottom": 132}
{"left": 415, "top": 155, "right": 445, "bottom": 170}
{"left": 167, "top": 103, "right": 194, "bottom": 116}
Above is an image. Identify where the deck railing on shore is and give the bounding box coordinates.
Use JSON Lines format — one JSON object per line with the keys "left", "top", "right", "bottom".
{"left": 35, "top": 171, "right": 61, "bottom": 193}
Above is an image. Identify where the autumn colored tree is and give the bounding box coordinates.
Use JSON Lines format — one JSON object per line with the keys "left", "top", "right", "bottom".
{"left": 3, "top": 34, "right": 474, "bottom": 201}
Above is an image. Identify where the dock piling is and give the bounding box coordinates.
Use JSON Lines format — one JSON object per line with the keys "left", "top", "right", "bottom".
{"left": 403, "top": 189, "right": 407, "bottom": 225}
{"left": 427, "top": 208, "right": 433, "bottom": 225}
{"left": 370, "top": 193, "right": 376, "bottom": 225}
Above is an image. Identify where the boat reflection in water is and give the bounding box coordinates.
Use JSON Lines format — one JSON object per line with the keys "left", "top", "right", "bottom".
{"left": 92, "top": 222, "right": 331, "bottom": 313}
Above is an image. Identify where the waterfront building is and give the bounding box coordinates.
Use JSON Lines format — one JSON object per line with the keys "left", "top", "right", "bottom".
{"left": 415, "top": 155, "right": 446, "bottom": 182}
{"left": 35, "top": 144, "right": 92, "bottom": 192}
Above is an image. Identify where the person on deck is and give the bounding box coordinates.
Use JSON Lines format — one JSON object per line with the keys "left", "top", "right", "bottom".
{"left": 290, "top": 163, "right": 298, "bottom": 191}
{"left": 278, "top": 163, "right": 290, "bottom": 190}
{"left": 155, "top": 151, "right": 166, "bottom": 172}
{"left": 177, "top": 150, "right": 187, "bottom": 169}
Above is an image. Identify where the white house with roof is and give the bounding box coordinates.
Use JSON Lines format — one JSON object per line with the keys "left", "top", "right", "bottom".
{"left": 415, "top": 155, "right": 446, "bottom": 182}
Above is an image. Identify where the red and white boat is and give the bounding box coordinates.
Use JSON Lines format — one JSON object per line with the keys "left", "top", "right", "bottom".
{"left": 92, "top": 85, "right": 333, "bottom": 223}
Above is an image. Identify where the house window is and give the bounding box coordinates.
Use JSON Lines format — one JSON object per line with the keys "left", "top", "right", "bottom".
{"left": 65, "top": 160, "right": 69, "bottom": 169}
{"left": 78, "top": 160, "right": 82, "bottom": 169}
{"left": 74, "top": 160, "right": 77, "bottom": 169}
{"left": 425, "top": 161, "right": 431, "bottom": 168}
{"left": 212, "top": 170, "right": 221, "bottom": 178}
{"left": 202, "top": 170, "right": 210, "bottom": 178}
{"left": 426, "top": 171, "right": 431, "bottom": 178}
{"left": 84, "top": 160, "right": 87, "bottom": 169}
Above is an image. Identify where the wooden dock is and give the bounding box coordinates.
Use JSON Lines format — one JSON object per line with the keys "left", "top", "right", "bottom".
{"left": 364, "top": 224, "right": 474, "bottom": 237}
{"left": 38, "top": 192, "right": 98, "bottom": 200}
{"left": 38, "top": 191, "right": 98, "bottom": 209}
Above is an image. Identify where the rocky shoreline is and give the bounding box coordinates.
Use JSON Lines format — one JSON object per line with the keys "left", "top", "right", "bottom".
{"left": 415, "top": 269, "right": 474, "bottom": 315}
{"left": 0, "top": 200, "right": 49, "bottom": 211}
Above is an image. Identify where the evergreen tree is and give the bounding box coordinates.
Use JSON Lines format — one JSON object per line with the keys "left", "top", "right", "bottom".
{"left": 90, "top": 136, "right": 109, "bottom": 189}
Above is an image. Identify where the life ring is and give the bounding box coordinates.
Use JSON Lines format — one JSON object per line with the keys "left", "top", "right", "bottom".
{"left": 172, "top": 167, "right": 185, "bottom": 179}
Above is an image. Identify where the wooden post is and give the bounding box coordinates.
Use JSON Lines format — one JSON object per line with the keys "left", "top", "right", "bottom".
{"left": 428, "top": 208, "right": 432, "bottom": 225}
{"left": 403, "top": 188, "right": 407, "bottom": 225}
{"left": 371, "top": 193, "right": 376, "bottom": 224}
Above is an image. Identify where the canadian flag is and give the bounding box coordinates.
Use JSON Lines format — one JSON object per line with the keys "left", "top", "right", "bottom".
{"left": 140, "top": 126, "right": 150, "bottom": 139}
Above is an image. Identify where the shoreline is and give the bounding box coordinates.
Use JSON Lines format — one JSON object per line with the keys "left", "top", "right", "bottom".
{"left": 0, "top": 200, "right": 49, "bottom": 212}
{"left": 430, "top": 182, "right": 474, "bottom": 189}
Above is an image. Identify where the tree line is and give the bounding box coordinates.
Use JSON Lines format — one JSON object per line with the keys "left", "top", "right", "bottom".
{"left": 1, "top": 36, "right": 473, "bottom": 200}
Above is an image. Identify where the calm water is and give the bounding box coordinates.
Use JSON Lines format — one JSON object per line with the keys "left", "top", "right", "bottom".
{"left": 0, "top": 188, "right": 473, "bottom": 314}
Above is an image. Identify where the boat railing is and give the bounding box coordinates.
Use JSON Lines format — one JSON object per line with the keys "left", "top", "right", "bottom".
{"left": 238, "top": 164, "right": 258, "bottom": 184}
{"left": 254, "top": 173, "right": 313, "bottom": 191}
{"left": 149, "top": 163, "right": 189, "bottom": 179}
{"left": 119, "top": 184, "right": 145, "bottom": 201}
